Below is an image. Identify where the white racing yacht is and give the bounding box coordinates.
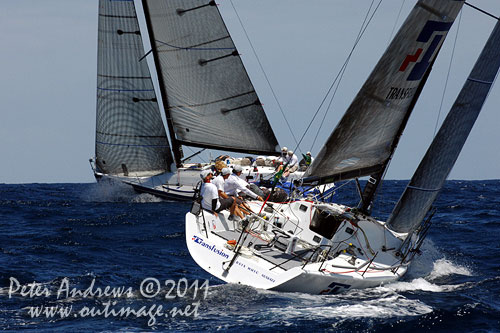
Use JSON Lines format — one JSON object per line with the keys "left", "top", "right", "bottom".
{"left": 186, "top": 0, "right": 500, "bottom": 293}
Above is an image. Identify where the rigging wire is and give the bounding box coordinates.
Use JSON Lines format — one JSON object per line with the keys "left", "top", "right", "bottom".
{"left": 304, "top": 0, "right": 384, "bottom": 154}
{"left": 228, "top": 0, "right": 300, "bottom": 149}
{"left": 433, "top": 10, "right": 462, "bottom": 138}
{"left": 185, "top": 146, "right": 209, "bottom": 163}
{"left": 464, "top": 2, "right": 500, "bottom": 21}
{"left": 310, "top": 0, "right": 377, "bottom": 150}
{"left": 387, "top": 0, "right": 406, "bottom": 46}
{"left": 310, "top": 0, "right": 380, "bottom": 151}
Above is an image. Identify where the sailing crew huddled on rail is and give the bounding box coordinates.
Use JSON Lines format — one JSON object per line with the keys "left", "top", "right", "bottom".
{"left": 276, "top": 149, "right": 299, "bottom": 178}
{"left": 199, "top": 169, "right": 245, "bottom": 219}
{"left": 224, "top": 165, "right": 264, "bottom": 201}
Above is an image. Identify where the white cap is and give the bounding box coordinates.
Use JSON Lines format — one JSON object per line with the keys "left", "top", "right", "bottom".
{"left": 233, "top": 165, "right": 243, "bottom": 173}
{"left": 306, "top": 151, "right": 311, "bottom": 155}
{"left": 221, "top": 167, "right": 231, "bottom": 175}
{"left": 288, "top": 150, "right": 293, "bottom": 155}
{"left": 281, "top": 146, "right": 288, "bottom": 152}
{"left": 200, "top": 169, "right": 213, "bottom": 179}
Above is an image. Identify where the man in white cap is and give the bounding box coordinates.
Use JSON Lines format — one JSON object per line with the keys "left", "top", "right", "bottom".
{"left": 200, "top": 169, "right": 241, "bottom": 217}
{"left": 212, "top": 167, "right": 231, "bottom": 198}
{"left": 283, "top": 150, "right": 298, "bottom": 177}
{"left": 224, "top": 165, "right": 264, "bottom": 201}
{"left": 278, "top": 146, "right": 288, "bottom": 163}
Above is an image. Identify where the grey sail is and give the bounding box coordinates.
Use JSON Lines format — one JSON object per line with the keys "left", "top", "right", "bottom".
{"left": 142, "top": 0, "right": 280, "bottom": 163}
{"left": 304, "top": 0, "right": 464, "bottom": 185}
{"left": 95, "top": 0, "right": 173, "bottom": 177}
{"left": 387, "top": 19, "right": 500, "bottom": 234}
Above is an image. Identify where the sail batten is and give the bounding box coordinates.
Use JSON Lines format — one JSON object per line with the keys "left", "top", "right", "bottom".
{"left": 387, "top": 19, "right": 500, "bottom": 233}
{"left": 304, "top": 0, "right": 464, "bottom": 186}
{"left": 142, "top": 0, "right": 280, "bottom": 160}
{"left": 95, "top": 0, "right": 173, "bottom": 176}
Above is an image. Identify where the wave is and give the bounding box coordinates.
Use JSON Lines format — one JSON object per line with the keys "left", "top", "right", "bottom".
{"left": 427, "top": 258, "right": 472, "bottom": 280}
{"left": 79, "top": 182, "right": 163, "bottom": 203}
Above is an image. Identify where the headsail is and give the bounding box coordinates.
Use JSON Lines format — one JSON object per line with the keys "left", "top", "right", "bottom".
{"left": 142, "top": 0, "right": 280, "bottom": 164}
{"left": 387, "top": 19, "right": 500, "bottom": 234}
{"left": 95, "top": 0, "right": 173, "bottom": 176}
{"left": 304, "top": 0, "right": 464, "bottom": 185}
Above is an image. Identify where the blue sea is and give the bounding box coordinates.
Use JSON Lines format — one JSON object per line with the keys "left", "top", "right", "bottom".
{"left": 1, "top": 180, "right": 499, "bottom": 332}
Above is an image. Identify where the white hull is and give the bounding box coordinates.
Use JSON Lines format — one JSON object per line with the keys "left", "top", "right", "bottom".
{"left": 186, "top": 200, "right": 414, "bottom": 294}
{"left": 94, "top": 162, "right": 304, "bottom": 201}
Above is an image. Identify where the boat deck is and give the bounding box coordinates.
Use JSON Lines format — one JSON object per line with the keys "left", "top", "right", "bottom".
{"left": 212, "top": 228, "right": 319, "bottom": 271}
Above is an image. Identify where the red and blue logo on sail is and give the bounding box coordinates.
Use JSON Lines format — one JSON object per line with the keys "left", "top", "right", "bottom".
{"left": 400, "top": 20, "right": 453, "bottom": 81}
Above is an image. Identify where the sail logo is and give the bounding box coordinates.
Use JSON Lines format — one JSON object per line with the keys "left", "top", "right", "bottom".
{"left": 400, "top": 20, "right": 453, "bottom": 81}
{"left": 192, "top": 236, "right": 230, "bottom": 259}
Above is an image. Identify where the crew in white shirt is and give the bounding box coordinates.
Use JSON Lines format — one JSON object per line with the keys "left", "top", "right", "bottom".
{"left": 282, "top": 150, "right": 298, "bottom": 177}
{"left": 200, "top": 169, "right": 236, "bottom": 217}
{"left": 212, "top": 167, "right": 232, "bottom": 198}
{"left": 224, "top": 165, "right": 263, "bottom": 201}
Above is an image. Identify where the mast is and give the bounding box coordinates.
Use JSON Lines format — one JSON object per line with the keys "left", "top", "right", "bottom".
{"left": 141, "top": 0, "right": 184, "bottom": 167}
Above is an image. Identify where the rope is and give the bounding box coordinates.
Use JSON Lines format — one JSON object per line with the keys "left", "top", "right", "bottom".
{"left": 434, "top": 9, "right": 462, "bottom": 138}
{"left": 387, "top": 0, "right": 406, "bottom": 46}
{"left": 229, "top": 0, "right": 300, "bottom": 149}
{"left": 464, "top": 2, "right": 500, "bottom": 21}
{"left": 184, "top": 146, "right": 209, "bottom": 164}
{"left": 306, "top": 0, "right": 384, "bottom": 153}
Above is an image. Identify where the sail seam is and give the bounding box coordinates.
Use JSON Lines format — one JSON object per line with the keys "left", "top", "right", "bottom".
{"left": 96, "top": 131, "right": 166, "bottom": 139}
{"left": 407, "top": 185, "right": 441, "bottom": 192}
{"left": 221, "top": 100, "right": 260, "bottom": 114}
{"left": 168, "top": 90, "right": 256, "bottom": 109}
{"left": 98, "top": 74, "right": 151, "bottom": 79}
{"left": 99, "top": 14, "right": 136, "bottom": 19}
{"left": 416, "top": 2, "right": 446, "bottom": 19}
{"left": 175, "top": 140, "right": 279, "bottom": 156}
{"left": 156, "top": 37, "right": 234, "bottom": 52}
{"left": 97, "top": 87, "right": 154, "bottom": 92}
{"left": 96, "top": 141, "right": 170, "bottom": 148}
{"left": 467, "top": 77, "right": 493, "bottom": 84}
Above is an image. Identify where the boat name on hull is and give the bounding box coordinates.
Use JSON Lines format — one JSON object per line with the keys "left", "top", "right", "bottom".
{"left": 192, "top": 236, "right": 229, "bottom": 259}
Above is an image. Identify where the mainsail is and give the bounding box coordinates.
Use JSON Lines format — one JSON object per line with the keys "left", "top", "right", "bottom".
{"left": 95, "top": 0, "right": 173, "bottom": 176}
{"left": 387, "top": 19, "right": 500, "bottom": 234}
{"left": 304, "top": 0, "right": 464, "bottom": 185}
{"left": 142, "top": 0, "right": 280, "bottom": 165}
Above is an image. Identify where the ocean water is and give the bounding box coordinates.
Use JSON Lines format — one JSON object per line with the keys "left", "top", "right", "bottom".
{"left": 0, "top": 180, "right": 499, "bottom": 332}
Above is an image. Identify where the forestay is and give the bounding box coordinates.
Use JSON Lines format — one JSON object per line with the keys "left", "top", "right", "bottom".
{"left": 95, "top": 0, "right": 173, "bottom": 176}
{"left": 142, "top": 0, "right": 279, "bottom": 157}
{"left": 304, "top": 0, "right": 464, "bottom": 185}
{"left": 387, "top": 19, "right": 500, "bottom": 233}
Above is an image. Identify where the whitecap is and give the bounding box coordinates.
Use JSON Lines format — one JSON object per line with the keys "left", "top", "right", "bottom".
{"left": 266, "top": 294, "right": 432, "bottom": 319}
{"left": 427, "top": 258, "right": 472, "bottom": 280}
{"left": 130, "top": 193, "right": 163, "bottom": 203}
{"left": 383, "top": 278, "right": 448, "bottom": 292}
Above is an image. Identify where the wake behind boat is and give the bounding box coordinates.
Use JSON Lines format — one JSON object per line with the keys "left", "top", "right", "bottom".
{"left": 187, "top": 0, "right": 500, "bottom": 294}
